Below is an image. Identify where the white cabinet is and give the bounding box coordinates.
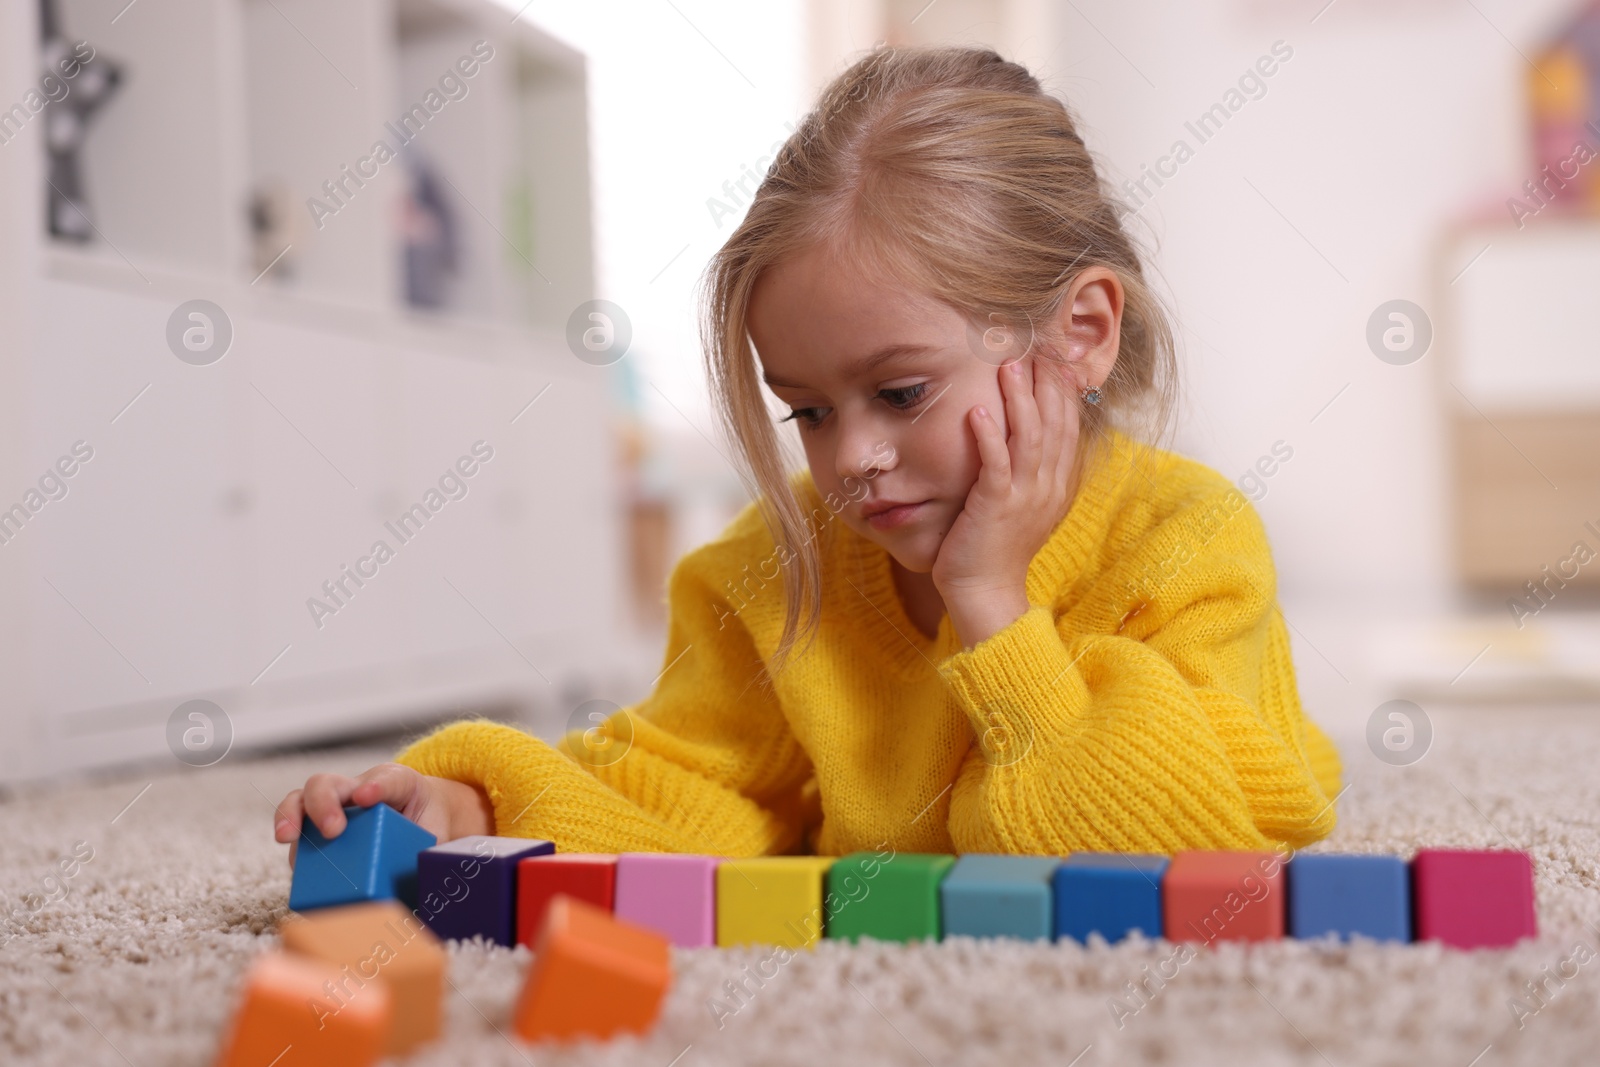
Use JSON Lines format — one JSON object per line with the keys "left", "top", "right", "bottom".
{"left": 0, "top": 0, "right": 617, "bottom": 783}
{"left": 30, "top": 280, "right": 254, "bottom": 742}
{"left": 241, "top": 318, "right": 401, "bottom": 691}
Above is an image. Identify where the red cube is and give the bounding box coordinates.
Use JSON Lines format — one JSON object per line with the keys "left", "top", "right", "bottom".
{"left": 1412, "top": 849, "right": 1537, "bottom": 949}
{"left": 1164, "top": 851, "right": 1285, "bottom": 943}
{"left": 516, "top": 854, "right": 618, "bottom": 948}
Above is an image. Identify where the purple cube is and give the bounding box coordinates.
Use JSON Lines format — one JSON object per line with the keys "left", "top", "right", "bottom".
{"left": 614, "top": 853, "right": 720, "bottom": 947}
{"left": 416, "top": 835, "right": 554, "bottom": 946}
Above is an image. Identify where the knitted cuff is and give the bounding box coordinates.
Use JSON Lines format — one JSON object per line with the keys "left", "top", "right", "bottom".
{"left": 935, "top": 605, "right": 1089, "bottom": 769}
{"left": 394, "top": 717, "right": 561, "bottom": 838}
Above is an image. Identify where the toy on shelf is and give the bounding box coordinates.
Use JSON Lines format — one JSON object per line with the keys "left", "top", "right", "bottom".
{"left": 288, "top": 803, "right": 436, "bottom": 913}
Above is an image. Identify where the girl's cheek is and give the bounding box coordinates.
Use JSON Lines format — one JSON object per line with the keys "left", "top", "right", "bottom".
{"left": 974, "top": 371, "right": 1009, "bottom": 432}
{"left": 923, "top": 401, "right": 982, "bottom": 478}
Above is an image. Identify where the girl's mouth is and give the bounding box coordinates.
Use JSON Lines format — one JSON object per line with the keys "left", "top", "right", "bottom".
{"left": 864, "top": 501, "right": 927, "bottom": 530}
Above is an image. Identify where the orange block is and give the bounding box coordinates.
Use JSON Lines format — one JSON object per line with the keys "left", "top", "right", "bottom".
{"left": 213, "top": 951, "right": 389, "bottom": 1067}
{"left": 514, "top": 893, "right": 672, "bottom": 1043}
{"left": 1164, "top": 850, "right": 1285, "bottom": 943}
{"left": 278, "top": 900, "right": 445, "bottom": 1056}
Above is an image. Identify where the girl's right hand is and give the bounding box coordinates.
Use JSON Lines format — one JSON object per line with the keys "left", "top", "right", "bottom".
{"left": 273, "top": 762, "right": 493, "bottom": 868}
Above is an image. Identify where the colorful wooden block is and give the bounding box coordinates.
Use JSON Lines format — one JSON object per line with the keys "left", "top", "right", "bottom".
{"left": 1164, "top": 850, "right": 1284, "bottom": 943}
{"left": 416, "top": 835, "right": 553, "bottom": 946}
{"left": 940, "top": 854, "right": 1060, "bottom": 940}
{"left": 1412, "top": 848, "right": 1537, "bottom": 948}
{"left": 1054, "top": 852, "right": 1169, "bottom": 944}
{"left": 278, "top": 900, "right": 446, "bottom": 1057}
{"left": 213, "top": 951, "right": 390, "bottom": 1067}
{"left": 1287, "top": 853, "right": 1411, "bottom": 943}
{"left": 514, "top": 894, "right": 672, "bottom": 1042}
{"left": 288, "top": 803, "right": 437, "bottom": 913}
{"left": 614, "top": 853, "right": 719, "bottom": 947}
{"left": 826, "top": 852, "right": 955, "bottom": 944}
{"left": 517, "top": 853, "right": 618, "bottom": 948}
{"left": 715, "top": 856, "right": 835, "bottom": 949}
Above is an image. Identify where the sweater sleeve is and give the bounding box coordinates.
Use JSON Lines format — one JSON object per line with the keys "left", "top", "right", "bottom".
{"left": 937, "top": 490, "right": 1341, "bottom": 856}
{"left": 392, "top": 531, "right": 816, "bottom": 856}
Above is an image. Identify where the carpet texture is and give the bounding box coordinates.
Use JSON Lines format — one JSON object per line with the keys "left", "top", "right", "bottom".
{"left": 3, "top": 705, "right": 1600, "bottom": 1067}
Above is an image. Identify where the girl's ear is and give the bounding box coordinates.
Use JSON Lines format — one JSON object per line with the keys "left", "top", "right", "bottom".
{"left": 1054, "top": 267, "right": 1124, "bottom": 392}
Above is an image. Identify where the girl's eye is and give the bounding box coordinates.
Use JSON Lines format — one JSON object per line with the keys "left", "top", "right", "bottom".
{"left": 780, "top": 407, "right": 826, "bottom": 428}
{"left": 778, "top": 383, "right": 929, "bottom": 429}
{"left": 879, "top": 383, "right": 929, "bottom": 410}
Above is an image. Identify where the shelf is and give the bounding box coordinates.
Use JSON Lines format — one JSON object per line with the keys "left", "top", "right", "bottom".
{"left": 6, "top": 0, "right": 620, "bottom": 785}
{"left": 40, "top": 240, "right": 581, "bottom": 373}
{"left": 44, "top": 0, "right": 594, "bottom": 339}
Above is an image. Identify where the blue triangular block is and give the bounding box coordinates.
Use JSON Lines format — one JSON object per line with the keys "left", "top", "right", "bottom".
{"left": 288, "top": 803, "right": 437, "bottom": 912}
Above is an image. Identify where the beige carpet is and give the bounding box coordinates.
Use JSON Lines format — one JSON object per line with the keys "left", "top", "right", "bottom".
{"left": 4, "top": 705, "right": 1600, "bottom": 1067}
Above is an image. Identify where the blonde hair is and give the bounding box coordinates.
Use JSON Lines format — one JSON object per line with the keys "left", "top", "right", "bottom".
{"left": 697, "top": 44, "right": 1179, "bottom": 674}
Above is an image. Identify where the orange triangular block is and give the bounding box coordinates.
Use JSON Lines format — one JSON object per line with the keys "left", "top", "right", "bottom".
{"left": 278, "top": 900, "right": 445, "bottom": 1056}
{"left": 213, "top": 950, "right": 390, "bottom": 1067}
{"left": 514, "top": 893, "right": 673, "bottom": 1042}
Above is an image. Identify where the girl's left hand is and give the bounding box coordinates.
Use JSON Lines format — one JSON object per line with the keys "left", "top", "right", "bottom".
{"left": 931, "top": 355, "right": 1081, "bottom": 647}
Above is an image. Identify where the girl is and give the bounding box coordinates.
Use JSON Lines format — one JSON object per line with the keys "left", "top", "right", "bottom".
{"left": 274, "top": 45, "right": 1341, "bottom": 864}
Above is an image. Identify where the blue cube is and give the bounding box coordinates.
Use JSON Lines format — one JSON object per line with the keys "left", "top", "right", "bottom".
{"left": 1054, "top": 852, "right": 1168, "bottom": 943}
{"left": 940, "top": 854, "right": 1061, "bottom": 940}
{"left": 1288, "top": 853, "right": 1411, "bottom": 942}
{"left": 288, "top": 803, "right": 437, "bottom": 912}
{"left": 416, "top": 835, "right": 555, "bottom": 946}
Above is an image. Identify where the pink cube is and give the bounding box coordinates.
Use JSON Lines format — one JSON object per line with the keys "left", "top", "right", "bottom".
{"left": 613, "top": 853, "right": 719, "bottom": 947}
{"left": 1412, "top": 849, "right": 1537, "bottom": 949}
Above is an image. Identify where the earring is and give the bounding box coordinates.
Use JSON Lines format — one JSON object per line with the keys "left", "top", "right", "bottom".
{"left": 1080, "top": 386, "right": 1102, "bottom": 406}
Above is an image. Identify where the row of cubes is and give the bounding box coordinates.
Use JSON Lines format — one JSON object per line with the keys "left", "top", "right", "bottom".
{"left": 494, "top": 847, "right": 1536, "bottom": 952}
{"left": 288, "top": 806, "right": 1538, "bottom": 954}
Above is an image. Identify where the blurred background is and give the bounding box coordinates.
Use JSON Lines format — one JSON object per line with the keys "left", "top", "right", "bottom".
{"left": 0, "top": 0, "right": 1597, "bottom": 786}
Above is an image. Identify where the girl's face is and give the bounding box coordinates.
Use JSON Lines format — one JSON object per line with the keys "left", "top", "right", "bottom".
{"left": 748, "top": 242, "right": 1061, "bottom": 574}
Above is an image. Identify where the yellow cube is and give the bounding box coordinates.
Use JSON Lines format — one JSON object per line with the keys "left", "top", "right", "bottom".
{"left": 716, "top": 857, "right": 836, "bottom": 949}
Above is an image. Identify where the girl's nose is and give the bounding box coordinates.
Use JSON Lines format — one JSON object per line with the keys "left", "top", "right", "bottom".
{"left": 838, "top": 443, "right": 888, "bottom": 487}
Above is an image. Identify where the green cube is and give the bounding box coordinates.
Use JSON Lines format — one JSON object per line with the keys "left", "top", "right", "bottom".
{"left": 825, "top": 852, "right": 955, "bottom": 943}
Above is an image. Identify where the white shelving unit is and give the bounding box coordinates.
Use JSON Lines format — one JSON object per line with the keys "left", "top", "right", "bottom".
{"left": 1352, "top": 216, "right": 1600, "bottom": 708}
{"left": 1433, "top": 217, "right": 1600, "bottom": 593}
{"left": 0, "top": 0, "right": 620, "bottom": 784}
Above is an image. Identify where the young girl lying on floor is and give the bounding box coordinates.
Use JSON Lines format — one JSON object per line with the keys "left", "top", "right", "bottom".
{"left": 275, "top": 44, "right": 1341, "bottom": 863}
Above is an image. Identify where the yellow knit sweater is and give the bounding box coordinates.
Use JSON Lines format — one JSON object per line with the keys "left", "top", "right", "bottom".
{"left": 395, "top": 428, "right": 1342, "bottom": 858}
